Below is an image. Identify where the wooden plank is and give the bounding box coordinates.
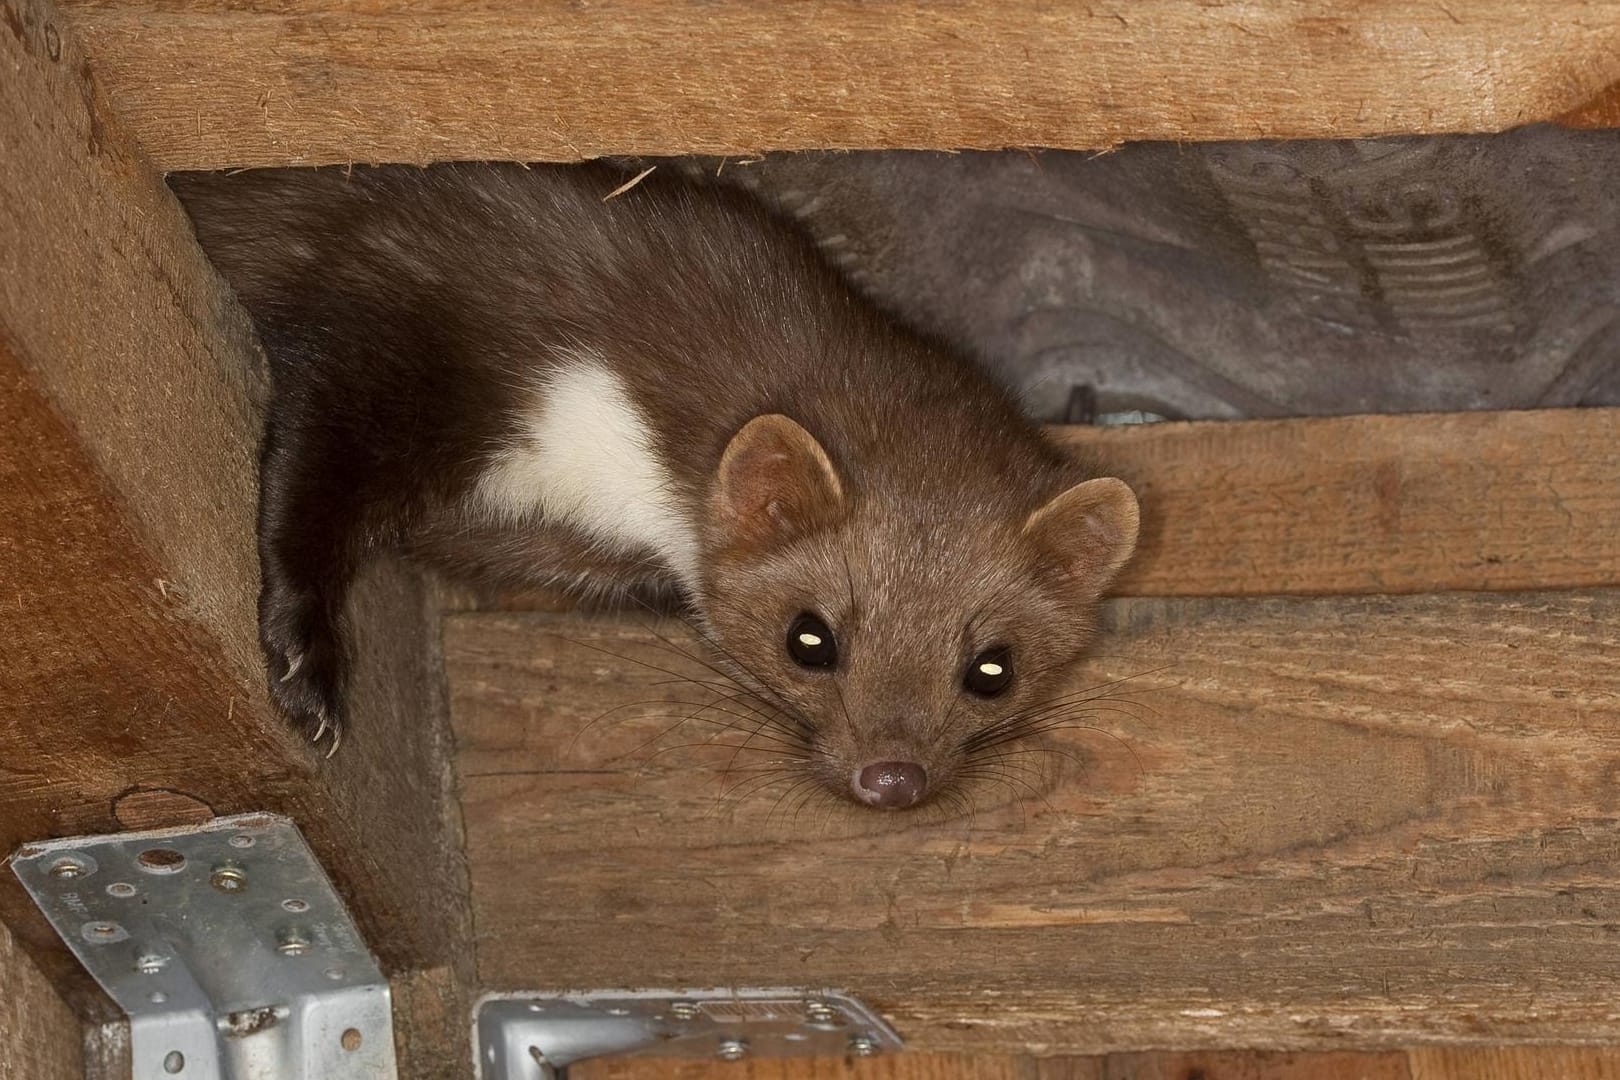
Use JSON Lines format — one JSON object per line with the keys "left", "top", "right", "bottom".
{"left": 1066, "top": 409, "right": 1620, "bottom": 597}
{"left": 0, "top": 918, "right": 84, "bottom": 1080}
{"left": 569, "top": 1049, "right": 1620, "bottom": 1080}
{"left": 1559, "top": 82, "right": 1620, "bottom": 129}
{"left": 572, "top": 1054, "right": 1055, "bottom": 1079}
{"left": 1408, "top": 1048, "right": 1620, "bottom": 1080}
{"left": 449, "top": 590, "right": 1620, "bottom": 1052}
{"left": 50, "top": 0, "right": 1620, "bottom": 171}
{"left": 1102, "top": 1052, "right": 1410, "bottom": 1080}
{"left": 0, "top": 0, "right": 472, "bottom": 1066}
{"left": 571, "top": 1049, "right": 1417, "bottom": 1079}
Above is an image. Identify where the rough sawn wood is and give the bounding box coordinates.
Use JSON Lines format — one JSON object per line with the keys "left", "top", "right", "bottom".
{"left": 1062, "top": 408, "right": 1620, "bottom": 597}
{"left": 0, "top": 919, "right": 84, "bottom": 1080}
{"left": 0, "top": 3, "right": 471, "bottom": 1073}
{"left": 51, "top": 0, "right": 1620, "bottom": 171}
{"left": 450, "top": 590, "right": 1620, "bottom": 1053}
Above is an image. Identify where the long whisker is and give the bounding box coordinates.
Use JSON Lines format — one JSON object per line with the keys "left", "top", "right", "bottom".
{"left": 609, "top": 691, "right": 809, "bottom": 757}
{"left": 972, "top": 716, "right": 1145, "bottom": 777}
{"left": 964, "top": 703, "right": 1150, "bottom": 753}
{"left": 673, "top": 613, "right": 819, "bottom": 733}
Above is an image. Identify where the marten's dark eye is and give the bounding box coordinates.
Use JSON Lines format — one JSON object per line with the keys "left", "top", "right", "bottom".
{"left": 963, "top": 647, "right": 1013, "bottom": 696}
{"left": 786, "top": 613, "right": 838, "bottom": 668}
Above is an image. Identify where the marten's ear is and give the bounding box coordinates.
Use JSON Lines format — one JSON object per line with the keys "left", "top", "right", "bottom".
{"left": 1022, "top": 477, "right": 1140, "bottom": 595}
{"left": 709, "top": 414, "right": 846, "bottom": 556}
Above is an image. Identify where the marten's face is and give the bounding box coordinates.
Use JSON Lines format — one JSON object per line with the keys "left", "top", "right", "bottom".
{"left": 700, "top": 415, "right": 1138, "bottom": 811}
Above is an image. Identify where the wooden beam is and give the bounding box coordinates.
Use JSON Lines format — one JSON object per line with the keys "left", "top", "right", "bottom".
{"left": 571, "top": 1048, "right": 1620, "bottom": 1079}
{"left": 1408, "top": 1048, "right": 1620, "bottom": 1080}
{"left": 571, "top": 1050, "right": 1411, "bottom": 1079}
{"left": 0, "top": 919, "right": 84, "bottom": 1080}
{"left": 50, "top": 0, "right": 1620, "bottom": 171}
{"left": 571, "top": 1057, "right": 1069, "bottom": 1080}
{"left": 449, "top": 590, "right": 1620, "bottom": 1052}
{"left": 1058, "top": 409, "right": 1620, "bottom": 597}
{"left": 0, "top": 0, "right": 472, "bottom": 1068}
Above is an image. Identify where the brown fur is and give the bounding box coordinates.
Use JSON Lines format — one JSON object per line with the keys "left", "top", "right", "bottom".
{"left": 172, "top": 161, "right": 1139, "bottom": 805}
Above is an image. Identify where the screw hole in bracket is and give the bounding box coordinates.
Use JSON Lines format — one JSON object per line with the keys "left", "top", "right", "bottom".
{"left": 137, "top": 848, "right": 187, "bottom": 874}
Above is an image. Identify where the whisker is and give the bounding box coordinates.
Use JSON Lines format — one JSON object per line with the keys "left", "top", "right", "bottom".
{"left": 972, "top": 717, "right": 1145, "bottom": 777}
{"left": 609, "top": 696, "right": 809, "bottom": 760}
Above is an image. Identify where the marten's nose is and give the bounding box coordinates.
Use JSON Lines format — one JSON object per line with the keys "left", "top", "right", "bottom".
{"left": 854, "top": 761, "right": 928, "bottom": 808}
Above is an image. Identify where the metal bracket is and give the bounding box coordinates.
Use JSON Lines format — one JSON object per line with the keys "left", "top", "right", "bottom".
{"left": 475, "top": 989, "right": 904, "bottom": 1078}
{"left": 11, "top": 812, "right": 397, "bottom": 1080}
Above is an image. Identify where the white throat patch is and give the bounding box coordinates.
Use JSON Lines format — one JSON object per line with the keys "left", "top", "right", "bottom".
{"left": 473, "top": 355, "right": 700, "bottom": 588}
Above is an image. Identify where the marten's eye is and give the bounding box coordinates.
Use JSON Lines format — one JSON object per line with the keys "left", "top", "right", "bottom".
{"left": 786, "top": 613, "right": 838, "bottom": 668}
{"left": 963, "top": 647, "right": 1013, "bottom": 696}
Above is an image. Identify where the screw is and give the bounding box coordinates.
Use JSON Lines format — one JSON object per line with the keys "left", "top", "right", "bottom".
{"left": 107, "top": 882, "right": 137, "bottom": 898}
{"left": 135, "top": 953, "right": 168, "bottom": 975}
{"left": 281, "top": 898, "right": 310, "bottom": 913}
{"left": 806, "top": 1000, "right": 838, "bottom": 1024}
{"left": 87, "top": 923, "right": 120, "bottom": 940}
{"left": 228, "top": 834, "right": 255, "bottom": 849}
{"left": 276, "top": 927, "right": 310, "bottom": 957}
{"left": 670, "top": 1001, "right": 700, "bottom": 1021}
{"left": 716, "top": 1038, "right": 748, "bottom": 1062}
{"left": 848, "top": 1033, "right": 880, "bottom": 1057}
{"left": 210, "top": 865, "right": 247, "bottom": 893}
{"left": 49, "top": 859, "right": 86, "bottom": 880}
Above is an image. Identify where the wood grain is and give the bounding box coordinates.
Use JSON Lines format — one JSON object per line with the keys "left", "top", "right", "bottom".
{"left": 569, "top": 1051, "right": 1403, "bottom": 1079}
{"left": 573, "top": 1054, "right": 1053, "bottom": 1080}
{"left": 50, "top": 0, "right": 1620, "bottom": 171}
{"left": 0, "top": 1, "right": 472, "bottom": 1066}
{"left": 1559, "top": 82, "right": 1620, "bottom": 130}
{"left": 1064, "top": 409, "right": 1620, "bottom": 597}
{"left": 1407, "top": 1048, "right": 1620, "bottom": 1079}
{"left": 450, "top": 591, "right": 1620, "bottom": 1052}
{"left": 1103, "top": 1051, "right": 1409, "bottom": 1080}
{"left": 0, "top": 918, "right": 84, "bottom": 1080}
{"left": 573, "top": 1047, "right": 1620, "bottom": 1079}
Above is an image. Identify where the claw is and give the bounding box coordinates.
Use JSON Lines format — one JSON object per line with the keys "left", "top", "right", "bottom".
{"left": 325, "top": 722, "right": 343, "bottom": 759}
{"left": 312, "top": 706, "right": 329, "bottom": 745}
{"left": 280, "top": 652, "right": 304, "bottom": 683}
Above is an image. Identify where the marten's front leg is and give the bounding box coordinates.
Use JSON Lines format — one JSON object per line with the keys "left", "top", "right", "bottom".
{"left": 255, "top": 395, "right": 381, "bottom": 752}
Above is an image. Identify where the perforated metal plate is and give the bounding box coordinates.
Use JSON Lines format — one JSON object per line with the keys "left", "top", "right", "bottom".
{"left": 476, "top": 988, "right": 903, "bottom": 1078}
{"left": 11, "top": 813, "right": 396, "bottom": 1080}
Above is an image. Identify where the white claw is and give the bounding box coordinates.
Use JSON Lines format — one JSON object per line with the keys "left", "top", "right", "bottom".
{"left": 312, "top": 707, "right": 329, "bottom": 745}
{"left": 325, "top": 723, "right": 343, "bottom": 759}
{"left": 280, "top": 652, "right": 304, "bottom": 683}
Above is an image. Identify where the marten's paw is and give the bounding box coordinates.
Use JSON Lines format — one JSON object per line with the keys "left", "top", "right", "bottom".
{"left": 259, "top": 598, "right": 346, "bottom": 756}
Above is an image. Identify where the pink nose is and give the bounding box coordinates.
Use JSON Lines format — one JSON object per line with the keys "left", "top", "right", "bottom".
{"left": 854, "top": 761, "right": 928, "bottom": 809}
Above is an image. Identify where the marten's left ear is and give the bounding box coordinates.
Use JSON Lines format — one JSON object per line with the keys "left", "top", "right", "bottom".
{"left": 709, "top": 414, "right": 846, "bottom": 556}
{"left": 1022, "top": 477, "right": 1140, "bottom": 594}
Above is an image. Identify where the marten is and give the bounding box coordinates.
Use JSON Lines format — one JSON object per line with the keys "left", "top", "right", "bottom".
{"left": 173, "top": 162, "right": 1139, "bottom": 810}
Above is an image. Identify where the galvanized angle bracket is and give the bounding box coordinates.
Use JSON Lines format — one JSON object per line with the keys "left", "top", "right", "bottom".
{"left": 11, "top": 812, "right": 397, "bottom": 1080}
{"left": 476, "top": 988, "right": 904, "bottom": 1078}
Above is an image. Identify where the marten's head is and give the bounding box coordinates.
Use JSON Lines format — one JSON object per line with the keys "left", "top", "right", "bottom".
{"left": 697, "top": 414, "right": 1139, "bottom": 810}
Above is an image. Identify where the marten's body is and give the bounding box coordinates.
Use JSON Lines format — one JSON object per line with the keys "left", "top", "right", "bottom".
{"left": 175, "top": 163, "right": 1139, "bottom": 809}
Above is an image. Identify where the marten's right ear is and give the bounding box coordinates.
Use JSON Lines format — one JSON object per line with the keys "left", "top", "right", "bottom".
{"left": 709, "top": 414, "right": 846, "bottom": 556}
